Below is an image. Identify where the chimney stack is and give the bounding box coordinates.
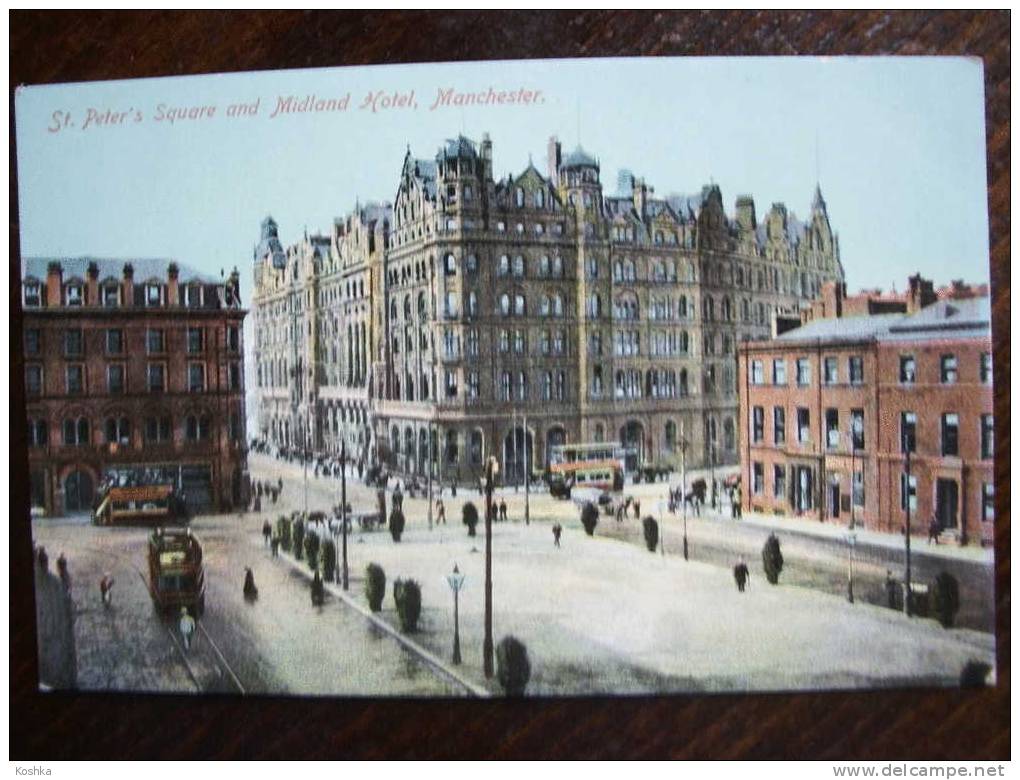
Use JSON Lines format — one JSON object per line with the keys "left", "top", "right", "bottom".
{"left": 167, "top": 262, "right": 180, "bottom": 306}
{"left": 123, "top": 263, "right": 135, "bottom": 307}
{"left": 46, "top": 261, "right": 63, "bottom": 307}
{"left": 907, "top": 273, "right": 936, "bottom": 313}
{"left": 86, "top": 261, "right": 100, "bottom": 306}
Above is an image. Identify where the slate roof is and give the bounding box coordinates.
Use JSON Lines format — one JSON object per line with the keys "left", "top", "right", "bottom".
{"left": 560, "top": 145, "right": 597, "bottom": 169}
{"left": 775, "top": 297, "right": 990, "bottom": 345}
{"left": 22, "top": 256, "right": 219, "bottom": 284}
{"left": 438, "top": 135, "right": 478, "bottom": 160}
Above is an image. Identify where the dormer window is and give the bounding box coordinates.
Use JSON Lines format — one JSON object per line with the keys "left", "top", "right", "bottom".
{"left": 66, "top": 284, "right": 83, "bottom": 306}
{"left": 185, "top": 284, "right": 203, "bottom": 308}
{"left": 102, "top": 284, "right": 120, "bottom": 307}
{"left": 515, "top": 187, "right": 525, "bottom": 208}
{"left": 23, "top": 282, "right": 41, "bottom": 307}
{"left": 145, "top": 283, "right": 162, "bottom": 306}
{"left": 534, "top": 190, "right": 545, "bottom": 209}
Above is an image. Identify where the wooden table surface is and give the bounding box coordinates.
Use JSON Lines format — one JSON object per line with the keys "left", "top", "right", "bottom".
{"left": 9, "top": 10, "right": 1009, "bottom": 760}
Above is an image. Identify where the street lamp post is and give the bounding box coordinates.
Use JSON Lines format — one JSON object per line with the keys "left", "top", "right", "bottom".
{"left": 483, "top": 456, "right": 498, "bottom": 677}
{"left": 847, "top": 417, "right": 861, "bottom": 604}
{"left": 680, "top": 421, "right": 689, "bottom": 562}
{"left": 709, "top": 442, "right": 717, "bottom": 511}
{"left": 903, "top": 431, "right": 913, "bottom": 617}
{"left": 523, "top": 412, "right": 530, "bottom": 526}
{"left": 445, "top": 563, "right": 466, "bottom": 665}
{"left": 340, "top": 436, "right": 349, "bottom": 590}
{"left": 427, "top": 422, "right": 434, "bottom": 531}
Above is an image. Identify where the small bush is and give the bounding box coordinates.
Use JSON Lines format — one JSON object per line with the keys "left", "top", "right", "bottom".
{"left": 365, "top": 563, "right": 386, "bottom": 612}
{"left": 389, "top": 508, "right": 406, "bottom": 542}
{"left": 762, "top": 533, "right": 783, "bottom": 584}
{"left": 932, "top": 571, "right": 960, "bottom": 628}
{"left": 276, "top": 516, "right": 292, "bottom": 552}
{"left": 321, "top": 538, "right": 337, "bottom": 582}
{"left": 496, "top": 635, "right": 531, "bottom": 697}
{"left": 462, "top": 502, "right": 479, "bottom": 537}
{"left": 293, "top": 519, "right": 305, "bottom": 560}
{"left": 393, "top": 578, "right": 422, "bottom": 633}
{"left": 304, "top": 532, "right": 320, "bottom": 571}
{"left": 580, "top": 502, "right": 599, "bottom": 536}
{"left": 960, "top": 660, "right": 991, "bottom": 688}
{"left": 642, "top": 516, "right": 659, "bottom": 552}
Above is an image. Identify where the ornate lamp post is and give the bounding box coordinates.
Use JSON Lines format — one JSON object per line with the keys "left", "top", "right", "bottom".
{"left": 680, "top": 421, "right": 689, "bottom": 561}
{"left": 340, "top": 436, "right": 349, "bottom": 590}
{"left": 847, "top": 416, "right": 862, "bottom": 603}
{"left": 903, "top": 430, "right": 914, "bottom": 617}
{"left": 483, "top": 456, "right": 498, "bottom": 677}
{"left": 446, "top": 563, "right": 466, "bottom": 665}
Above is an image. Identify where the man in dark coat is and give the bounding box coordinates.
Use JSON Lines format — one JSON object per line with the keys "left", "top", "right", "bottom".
{"left": 733, "top": 558, "right": 750, "bottom": 593}
{"left": 499, "top": 498, "right": 507, "bottom": 523}
{"left": 262, "top": 519, "right": 272, "bottom": 546}
{"left": 552, "top": 523, "right": 562, "bottom": 548}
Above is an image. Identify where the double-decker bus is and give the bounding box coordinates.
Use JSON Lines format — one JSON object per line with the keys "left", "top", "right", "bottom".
{"left": 148, "top": 528, "right": 205, "bottom": 615}
{"left": 548, "top": 442, "right": 626, "bottom": 494}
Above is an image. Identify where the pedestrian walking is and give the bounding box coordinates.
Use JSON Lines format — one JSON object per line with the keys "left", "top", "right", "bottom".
{"left": 179, "top": 607, "right": 196, "bottom": 651}
{"left": 552, "top": 523, "right": 562, "bottom": 548}
{"left": 278, "top": 477, "right": 283, "bottom": 492}
{"left": 633, "top": 499, "right": 641, "bottom": 520}
{"left": 36, "top": 545, "right": 49, "bottom": 572}
{"left": 928, "top": 516, "right": 940, "bottom": 545}
{"left": 885, "top": 570, "right": 898, "bottom": 609}
{"left": 262, "top": 519, "right": 272, "bottom": 546}
{"left": 733, "top": 558, "right": 750, "bottom": 593}
{"left": 310, "top": 570, "right": 325, "bottom": 607}
{"left": 436, "top": 498, "right": 446, "bottom": 525}
{"left": 243, "top": 568, "right": 258, "bottom": 601}
{"left": 499, "top": 498, "right": 507, "bottom": 523}
{"left": 100, "top": 573, "right": 115, "bottom": 606}
{"left": 393, "top": 484, "right": 403, "bottom": 512}
{"left": 733, "top": 487, "right": 743, "bottom": 519}
{"left": 270, "top": 536, "right": 280, "bottom": 558}
{"left": 56, "top": 553, "right": 71, "bottom": 594}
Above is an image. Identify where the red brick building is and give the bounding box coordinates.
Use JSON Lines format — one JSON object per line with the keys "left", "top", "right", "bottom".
{"left": 20, "top": 257, "right": 248, "bottom": 516}
{"left": 738, "top": 276, "right": 994, "bottom": 546}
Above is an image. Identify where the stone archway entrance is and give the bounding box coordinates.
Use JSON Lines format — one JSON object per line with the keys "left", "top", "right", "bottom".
{"left": 502, "top": 427, "right": 534, "bottom": 486}
{"left": 620, "top": 421, "right": 645, "bottom": 472}
{"left": 64, "top": 469, "right": 94, "bottom": 513}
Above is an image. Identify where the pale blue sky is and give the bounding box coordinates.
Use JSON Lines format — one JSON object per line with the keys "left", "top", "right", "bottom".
{"left": 15, "top": 56, "right": 989, "bottom": 307}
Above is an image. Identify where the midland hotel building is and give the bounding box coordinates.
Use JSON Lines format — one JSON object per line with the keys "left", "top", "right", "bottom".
{"left": 251, "top": 133, "right": 843, "bottom": 483}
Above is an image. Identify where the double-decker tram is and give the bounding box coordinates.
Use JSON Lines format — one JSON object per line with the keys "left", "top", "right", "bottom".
{"left": 548, "top": 442, "right": 626, "bottom": 494}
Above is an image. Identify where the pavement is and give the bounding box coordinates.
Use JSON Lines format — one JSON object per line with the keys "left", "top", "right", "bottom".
{"left": 246, "top": 453, "right": 996, "bottom": 695}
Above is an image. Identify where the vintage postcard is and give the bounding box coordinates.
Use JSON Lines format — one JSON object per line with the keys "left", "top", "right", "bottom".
{"left": 15, "top": 56, "right": 996, "bottom": 698}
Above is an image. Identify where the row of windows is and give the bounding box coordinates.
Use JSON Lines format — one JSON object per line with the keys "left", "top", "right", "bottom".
{"left": 24, "top": 281, "right": 216, "bottom": 309}
{"left": 751, "top": 356, "right": 864, "bottom": 387}
{"left": 25, "top": 362, "right": 242, "bottom": 396}
{"left": 27, "top": 326, "right": 241, "bottom": 360}
{"left": 900, "top": 412, "right": 994, "bottom": 459}
{"left": 27, "top": 412, "right": 242, "bottom": 447}
{"left": 752, "top": 406, "right": 866, "bottom": 449}
{"left": 899, "top": 352, "right": 992, "bottom": 385}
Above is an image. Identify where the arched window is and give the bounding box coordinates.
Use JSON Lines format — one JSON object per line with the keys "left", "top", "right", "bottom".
{"left": 624, "top": 259, "right": 636, "bottom": 281}
{"left": 512, "top": 256, "right": 525, "bottom": 278}
{"left": 104, "top": 416, "right": 131, "bottom": 444}
{"left": 665, "top": 421, "right": 677, "bottom": 452}
{"left": 515, "top": 187, "right": 525, "bottom": 208}
{"left": 513, "top": 293, "right": 526, "bottom": 317}
{"left": 499, "top": 293, "right": 511, "bottom": 316}
{"left": 444, "top": 253, "right": 456, "bottom": 276}
{"left": 540, "top": 295, "right": 551, "bottom": 316}
{"left": 534, "top": 189, "right": 545, "bottom": 209}
{"left": 498, "top": 255, "right": 510, "bottom": 277}
{"left": 468, "top": 291, "right": 478, "bottom": 317}
{"left": 539, "top": 256, "right": 551, "bottom": 277}
{"left": 553, "top": 295, "right": 564, "bottom": 317}
{"left": 403, "top": 295, "right": 412, "bottom": 319}
{"left": 541, "top": 372, "right": 553, "bottom": 400}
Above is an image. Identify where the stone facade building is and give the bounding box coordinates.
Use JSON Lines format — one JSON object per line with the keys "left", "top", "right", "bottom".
{"left": 251, "top": 132, "right": 843, "bottom": 482}
{"left": 20, "top": 258, "right": 248, "bottom": 516}
{"left": 737, "top": 276, "right": 994, "bottom": 545}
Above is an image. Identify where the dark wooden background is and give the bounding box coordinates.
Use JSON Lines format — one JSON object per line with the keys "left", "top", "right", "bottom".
{"left": 9, "top": 10, "right": 1010, "bottom": 760}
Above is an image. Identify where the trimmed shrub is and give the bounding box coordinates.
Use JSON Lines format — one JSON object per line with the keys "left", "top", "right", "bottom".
{"left": 496, "top": 635, "right": 532, "bottom": 697}
{"left": 304, "top": 532, "right": 320, "bottom": 571}
{"left": 960, "top": 660, "right": 991, "bottom": 688}
{"left": 321, "top": 538, "right": 337, "bottom": 582}
{"left": 762, "top": 533, "right": 783, "bottom": 584}
{"left": 462, "top": 502, "right": 479, "bottom": 537}
{"left": 393, "top": 578, "right": 422, "bottom": 633}
{"left": 932, "top": 571, "right": 960, "bottom": 628}
{"left": 276, "top": 516, "right": 292, "bottom": 552}
{"left": 293, "top": 519, "right": 305, "bottom": 561}
{"left": 642, "top": 516, "right": 659, "bottom": 552}
{"left": 389, "top": 508, "right": 406, "bottom": 542}
{"left": 365, "top": 563, "right": 386, "bottom": 612}
{"left": 580, "top": 501, "right": 599, "bottom": 536}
